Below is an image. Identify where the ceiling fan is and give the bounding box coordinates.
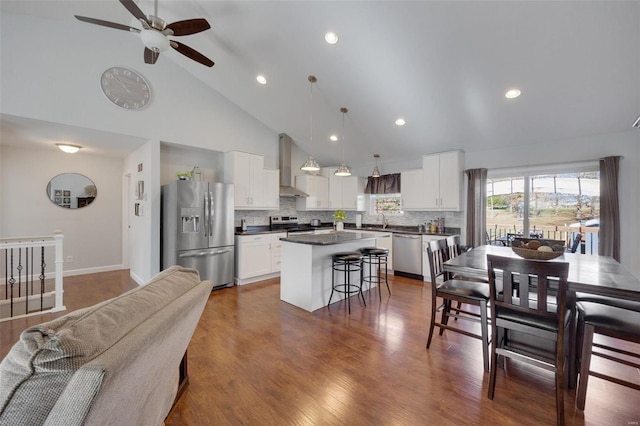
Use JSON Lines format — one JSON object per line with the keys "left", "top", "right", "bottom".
{"left": 74, "top": 0, "right": 214, "bottom": 67}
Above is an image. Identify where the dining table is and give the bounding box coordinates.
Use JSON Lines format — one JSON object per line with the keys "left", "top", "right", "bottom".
{"left": 443, "top": 245, "right": 640, "bottom": 301}
{"left": 442, "top": 244, "right": 640, "bottom": 387}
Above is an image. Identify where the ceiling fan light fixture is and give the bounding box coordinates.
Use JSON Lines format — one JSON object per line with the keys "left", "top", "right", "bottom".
{"left": 140, "top": 28, "right": 170, "bottom": 52}
{"left": 371, "top": 154, "right": 381, "bottom": 178}
{"left": 56, "top": 143, "right": 82, "bottom": 154}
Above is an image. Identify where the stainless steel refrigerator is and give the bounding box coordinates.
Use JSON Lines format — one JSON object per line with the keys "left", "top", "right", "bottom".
{"left": 161, "top": 181, "right": 234, "bottom": 289}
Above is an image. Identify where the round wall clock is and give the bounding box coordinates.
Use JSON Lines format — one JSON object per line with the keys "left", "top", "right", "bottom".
{"left": 100, "top": 66, "right": 151, "bottom": 110}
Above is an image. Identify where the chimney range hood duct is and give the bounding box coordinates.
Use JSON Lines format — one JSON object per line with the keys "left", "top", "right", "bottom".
{"left": 279, "top": 133, "right": 309, "bottom": 197}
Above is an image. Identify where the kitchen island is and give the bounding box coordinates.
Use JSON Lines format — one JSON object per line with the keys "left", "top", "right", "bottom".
{"left": 280, "top": 231, "right": 389, "bottom": 312}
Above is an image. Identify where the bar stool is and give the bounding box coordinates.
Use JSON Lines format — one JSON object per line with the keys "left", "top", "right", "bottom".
{"left": 328, "top": 252, "right": 365, "bottom": 314}
{"left": 359, "top": 247, "right": 391, "bottom": 298}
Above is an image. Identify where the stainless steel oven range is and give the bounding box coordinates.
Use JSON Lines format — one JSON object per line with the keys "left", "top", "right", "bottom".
{"left": 270, "top": 215, "right": 315, "bottom": 236}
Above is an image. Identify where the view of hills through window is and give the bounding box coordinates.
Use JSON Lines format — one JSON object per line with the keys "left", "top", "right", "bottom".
{"left": 486, "top": 172, "right": 600, "bottom": 252}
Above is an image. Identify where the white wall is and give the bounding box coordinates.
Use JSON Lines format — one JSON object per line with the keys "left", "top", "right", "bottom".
{"left": 0, "top": 145, "right": 124, "bottom": 275}
{"left": 0, "top": 13, "right": 279, "bottom": 162}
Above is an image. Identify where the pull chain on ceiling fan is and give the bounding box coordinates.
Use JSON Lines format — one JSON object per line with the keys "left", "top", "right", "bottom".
{"left": 74, "top": 0, "right": 215, "bottom": 67}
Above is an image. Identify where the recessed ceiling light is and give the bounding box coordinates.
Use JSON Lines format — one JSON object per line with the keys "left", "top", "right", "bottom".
{"left": 56, "top": 143, "right": 81, "bottom": 154}
{"left": 330, "top": 135, "right": 338, "bottom": 142}
{"left": 395, "top": 118, "right": 406, "bottom": 126}
{"left": 256, "top": 75, "right": 267, "bottom": 85}
{"left": 505, "top": 89, "right": 521, "bottom": 99}
{"left": 325, "top": 31, "right": 339, "bottom": 44}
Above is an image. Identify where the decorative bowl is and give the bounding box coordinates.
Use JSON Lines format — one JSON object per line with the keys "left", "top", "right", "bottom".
{"left": 511, "top": 246, "right": 564, "bottom": 260}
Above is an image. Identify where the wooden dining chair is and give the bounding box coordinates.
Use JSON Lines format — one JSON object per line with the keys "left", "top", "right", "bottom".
{"left": 575, "top": 297, "right": 640, "bottom": 410}
{"left": 426, "top": 239, "right": 490, "bottom": 371}
{"left": 486, "top": 254, "right": 570, "bottom": 426}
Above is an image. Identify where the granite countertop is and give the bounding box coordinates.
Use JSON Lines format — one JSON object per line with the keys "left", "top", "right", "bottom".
{"left": 235, "top": 223, "right": 459, "bottom": 237}
{"left": 280, "top": 231, "right": 383, "bottom": 246}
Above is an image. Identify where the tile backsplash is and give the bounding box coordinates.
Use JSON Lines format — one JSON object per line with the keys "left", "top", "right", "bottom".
{"left": 234, "top": 197, "right": 462, "bottom": 228}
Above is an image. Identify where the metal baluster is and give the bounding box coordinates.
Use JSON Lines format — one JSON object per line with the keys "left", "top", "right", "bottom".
{"left": 25, "top": 247, "right": 29, "bottom": 314}
{"left": 9, "top": 248, "right": 15, "bottom": 317}
{"left": 17, "top": 248, "right": 23, "bottom": 298}
{"left": 40, "top": 246, "right": 46, "bottom": 311}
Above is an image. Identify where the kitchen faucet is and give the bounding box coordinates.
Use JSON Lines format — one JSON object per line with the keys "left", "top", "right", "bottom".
{"left": 378, "top": 213, "right": 388, "bottom": 229}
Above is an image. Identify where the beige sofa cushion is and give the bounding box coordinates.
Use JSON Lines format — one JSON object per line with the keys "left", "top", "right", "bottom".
{"left": 0, "top": 266, "right": 209, "bottom": 426}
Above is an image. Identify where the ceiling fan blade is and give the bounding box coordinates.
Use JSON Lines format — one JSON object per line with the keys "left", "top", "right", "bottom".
{"left": 74, "top": 15, "right": 140, "bottom": 33}
{"left": 170, "top": 41, "right": 214, "bottom": 67}
{"left": 144, "top": 48, "right": 159, "bottom": 64}
{"left": 119, "top": 0, "right": 149, "bottom": 25}
{"left": 166, "top": 18, "right": 211, "bottom": 36}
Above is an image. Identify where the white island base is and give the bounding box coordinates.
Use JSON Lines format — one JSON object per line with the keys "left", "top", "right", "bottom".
{"left": 280, "top": 234, "right": 380, "bottom": 312}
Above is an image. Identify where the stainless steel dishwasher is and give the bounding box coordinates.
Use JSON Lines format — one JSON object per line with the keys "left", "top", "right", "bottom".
{"left": 392, "top": 233, "right": 423, "bottom": 280}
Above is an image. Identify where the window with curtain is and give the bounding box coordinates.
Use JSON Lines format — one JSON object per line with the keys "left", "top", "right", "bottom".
{"left": 365, "top": 173, "right": 403, "bottom": 215}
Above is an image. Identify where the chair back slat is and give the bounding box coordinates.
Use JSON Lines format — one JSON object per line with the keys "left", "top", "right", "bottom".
{"left": 487, "top": 255, "right": 569, "bottom": 322}
{"left": 445, "top": 235, "right": 461, "bottom": 259}
{"left": 427, "top": 239, "right": 449, "bottom": 283}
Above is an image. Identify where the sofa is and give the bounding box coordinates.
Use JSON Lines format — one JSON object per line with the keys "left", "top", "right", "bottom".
{"left": 0, "top": 266, "right": 213, "bottom": 426}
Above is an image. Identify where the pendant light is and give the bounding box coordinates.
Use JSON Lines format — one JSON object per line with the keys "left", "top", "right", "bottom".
{"left": 300, "top": 75, "right": 320, "bottom": 172}
{"left": 334, "top": 107, "right": 352, "bottom": 177}
{"left": 371, "top": 154, "right": 381, "bottom": 178}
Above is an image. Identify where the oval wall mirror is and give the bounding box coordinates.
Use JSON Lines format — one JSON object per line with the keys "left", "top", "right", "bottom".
{"left": 46, "top": 173, "right": 97, "bottom": 209}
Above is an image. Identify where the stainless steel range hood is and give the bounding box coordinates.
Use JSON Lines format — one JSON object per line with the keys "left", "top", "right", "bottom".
{"left": 278, "top": 133, "right": 309, "bottom": 197}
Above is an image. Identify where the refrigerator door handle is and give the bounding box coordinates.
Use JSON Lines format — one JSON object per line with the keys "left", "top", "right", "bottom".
{"left": 203, "top": 191, "right": 209, "bottom": 236}
{"left": 209, "top": 191, "right": 214, "bottom": 237}
{"left": 178, "top": 248, "right": 233, "bottom": 258}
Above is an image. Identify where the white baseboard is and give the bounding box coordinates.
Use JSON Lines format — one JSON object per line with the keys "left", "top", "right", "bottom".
{"left": 62, "top": 264, "right": 124, "bottom": 277}
{"left": 129, "top": 271, "right": 146, "bottom": 286}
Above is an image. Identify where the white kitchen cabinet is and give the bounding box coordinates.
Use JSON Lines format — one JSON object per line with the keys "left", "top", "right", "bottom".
{"left": 421, "top": 150, "right": 463, "bottom": 211}
{"left": 235, "top": 232, "right": 286, "bottom": 284}
{"left": 270, "top": 232, "right": 286, "bottom": 272}
{"left": 224, "top": 151, "right": 279, "bottom": 210}
{"left": 400, "top": 168, "right": 425, "bottom": 210}
{"left": 261, "top": 169, "right": 280, "bottom": 209}
{"left": 295, "top": 174, "right": 329, "bottom": 210}
{"left": 401, "top": 150, "right": 463, "bottom": 211}
{"left": 322, "top": 167, "right": 366, "bottom": 211}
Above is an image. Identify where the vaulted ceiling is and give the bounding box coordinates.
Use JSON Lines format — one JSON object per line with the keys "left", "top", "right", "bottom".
{"left": 2, "top": 1, "right": 639, "bottom": 168}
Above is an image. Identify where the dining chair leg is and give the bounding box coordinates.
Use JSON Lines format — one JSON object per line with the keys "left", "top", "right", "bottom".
{"left": 480, "top": 301, "right": 489, "bottom": 372}
{"left": 555, "top": 344, "right": 566, "bottom": 426}
{"left": 488, "top": 323, "right": 499, "bottom": 399}
{"left": 567, "top": 292, "right": 578, "bottom": 389}
{"left": 426, "top": 292, "right": 437, "bottom": 349}
{"left": 439, "top": 299, "right": 451, "bottom": 336}
{"left": 576, "top": 323, "right": 594, "bottom": 410}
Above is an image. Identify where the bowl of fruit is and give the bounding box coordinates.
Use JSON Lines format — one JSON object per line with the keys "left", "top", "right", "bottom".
{"left": 511, "top": 238, "right": 565, "bottom": 260}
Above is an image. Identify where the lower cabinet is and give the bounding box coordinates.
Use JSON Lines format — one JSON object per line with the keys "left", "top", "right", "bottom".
{"left": 235, "top": 233, "right": 286, "bottom": 285}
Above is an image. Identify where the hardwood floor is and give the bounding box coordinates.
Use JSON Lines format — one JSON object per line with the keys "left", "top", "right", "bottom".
{"left": 2, "top": 271, "right": 638, "bottom": 425}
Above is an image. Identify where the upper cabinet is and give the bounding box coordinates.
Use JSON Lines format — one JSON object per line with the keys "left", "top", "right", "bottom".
{"left": 401, "top": 150, "right": 464, "bottom": 211}
{"left": 400, "top": 168, "right": 425, "bottom": 210}
{"left": 224, "top": 151, "right": 279, "bottom": 210}
{"left": 295, "top": 174, "right": 329, "bottom": 210}
{"left": 322, "top": 168, "right": 366, "bottom": 211}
